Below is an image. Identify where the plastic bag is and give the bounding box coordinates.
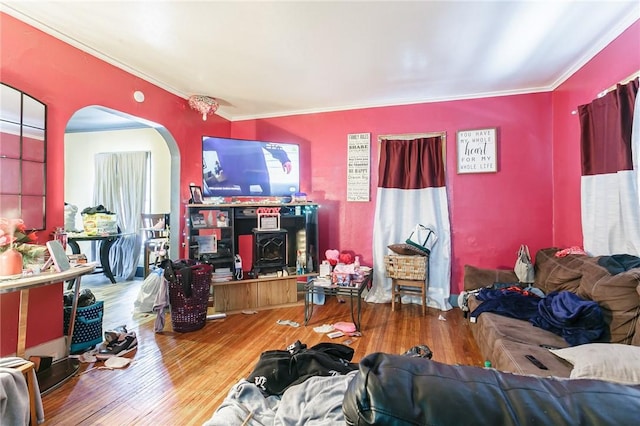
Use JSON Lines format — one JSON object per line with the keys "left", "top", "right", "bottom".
{"left": 134, "top": 268, "right": 164, "bottom": 313}
{"left": 405, "top": 224, "right": 437, "bottom": 255}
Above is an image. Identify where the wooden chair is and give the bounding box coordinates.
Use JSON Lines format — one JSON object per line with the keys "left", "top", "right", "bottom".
{"left": 15, "top": 361, "right": 38, "bottom": 426}
{"left": 141, "top": 213, "right": 170, "bottom": 277}
{"left": 385, "top": 254, "right": 429, "bottom": 316}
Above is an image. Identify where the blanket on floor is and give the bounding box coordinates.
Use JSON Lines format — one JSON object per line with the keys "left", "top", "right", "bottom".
{"left": 203, "top": 371, "right": 357, "bottom": 426}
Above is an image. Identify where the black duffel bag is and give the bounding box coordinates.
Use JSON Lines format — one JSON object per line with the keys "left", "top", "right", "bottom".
{"left": 342, "top": 352, "right": 640, "bottom": 426}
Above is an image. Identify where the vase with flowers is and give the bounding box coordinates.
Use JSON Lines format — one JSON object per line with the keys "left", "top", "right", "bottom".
{"left": 0, "top": 218, "right": 44, "bottom": 278}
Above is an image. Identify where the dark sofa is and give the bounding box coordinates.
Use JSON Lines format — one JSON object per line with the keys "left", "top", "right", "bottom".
{"left": 343, "top": 352, "right": 640, "bottom": 425}
{"left": 463, "top": 248, "right": 640, "bottom": 378}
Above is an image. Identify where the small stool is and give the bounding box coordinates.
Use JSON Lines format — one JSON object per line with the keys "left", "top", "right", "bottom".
{"left": 391, "top": 278, "right": 427, "bottom": 316}
{"left": 15, "top": 361, "right": 38, "bottom": 426}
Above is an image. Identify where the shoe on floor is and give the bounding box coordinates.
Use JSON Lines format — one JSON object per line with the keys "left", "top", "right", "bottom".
{"left": 104, "top": 325, "right": 128, "bottom": 345}
{"left": 96, "top": 332, "right": 137, "bottom": 360}
{"left": 403, "top": 344, "right": 433, "bottom": 359}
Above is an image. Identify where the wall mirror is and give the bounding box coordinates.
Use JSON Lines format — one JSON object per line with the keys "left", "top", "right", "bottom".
{"left": 0, "top": 83, "right": 47, "bottom": 229}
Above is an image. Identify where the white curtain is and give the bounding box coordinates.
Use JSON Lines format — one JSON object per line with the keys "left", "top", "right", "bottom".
{"left": 580, "top": 78, "right": 639, "bottom": 256}
{"left": 366, "top": 136, "right": 452, "bottom": 311}
{"left": 94, "top": 152, "right": 148, "bottom": 279}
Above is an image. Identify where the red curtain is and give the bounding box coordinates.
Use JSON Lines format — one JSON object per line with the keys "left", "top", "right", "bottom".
{"left": 378, "top": 137, "right": 445, "bottom": 189}
{"left": 579, "top": 78, "right": 639, "bottom": 176}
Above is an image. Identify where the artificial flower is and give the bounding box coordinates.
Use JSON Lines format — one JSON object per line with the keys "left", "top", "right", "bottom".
{"left": 0, "top": 218, "right": 45, "bottom": 264}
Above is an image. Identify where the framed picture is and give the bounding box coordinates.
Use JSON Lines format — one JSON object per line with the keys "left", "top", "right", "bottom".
{"left": 190, "top": 185, "right": 204, "bottom": 204}
{"left": 190, "top": 213, "right": 207, "bottom": 228}
{"left": 259, "top": 215, "right": 280, "bottom": 230}
{"left": 44, "top": 240, "right": 71, "bottom": 272}
{"left": 456, "top": 128, "right": 498, "bottom": 174}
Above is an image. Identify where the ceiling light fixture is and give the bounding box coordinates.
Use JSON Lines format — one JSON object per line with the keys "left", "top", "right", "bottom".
{"left": 188, "top": 95, "right": 219, "bottom": 121}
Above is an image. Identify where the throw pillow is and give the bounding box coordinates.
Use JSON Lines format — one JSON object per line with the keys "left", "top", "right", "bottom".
{"left": 388, "top": 243, "right": 428, "bottom": 256}
{"left": 549, "top": 343, "right": 640, "bottom": 384}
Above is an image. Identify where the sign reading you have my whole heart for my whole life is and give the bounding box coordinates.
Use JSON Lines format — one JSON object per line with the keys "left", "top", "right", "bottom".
{"left": 456, "top": 128, "right": 497, "bottom": 174}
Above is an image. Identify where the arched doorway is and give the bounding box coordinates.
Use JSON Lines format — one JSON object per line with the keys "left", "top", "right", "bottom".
{"left": 63, "top": 106, "right": 181, "bottom": 273}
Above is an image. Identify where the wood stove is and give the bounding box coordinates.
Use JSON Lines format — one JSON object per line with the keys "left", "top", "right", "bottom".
{"left": 252, "top": 229, "right": 288, "bottom": 275}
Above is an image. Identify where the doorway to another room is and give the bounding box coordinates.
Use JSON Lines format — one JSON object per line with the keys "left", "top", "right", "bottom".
{"left": 63, "top": 106, "right": 180, "bottom": 333}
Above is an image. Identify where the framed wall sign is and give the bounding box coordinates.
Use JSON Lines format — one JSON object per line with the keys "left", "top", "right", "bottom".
{"left": 456, "top": 128, "right": 497, "bottom": 174}
{"left": 347, "top": 133, "right": 371, "bottom": 201}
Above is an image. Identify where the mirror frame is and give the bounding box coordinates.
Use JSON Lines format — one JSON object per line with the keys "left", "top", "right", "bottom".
{"left": 0, "top": 82, "right": 47, "bottom": 230}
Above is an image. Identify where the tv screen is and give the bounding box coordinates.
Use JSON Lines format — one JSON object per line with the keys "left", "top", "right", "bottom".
{"left": 202, "top": 136, "right": 300, "bottom": 198}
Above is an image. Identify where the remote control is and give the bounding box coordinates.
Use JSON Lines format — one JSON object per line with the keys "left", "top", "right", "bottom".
{"left": 525, "top": 354, "right": 548, "bottom": 370}
{"left": 327, "top": 331, "right": 345, "bottom": 339}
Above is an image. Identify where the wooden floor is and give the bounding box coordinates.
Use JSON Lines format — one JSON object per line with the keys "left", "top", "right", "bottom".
{"left": 42, "top": 277, "right": 483, "bottom": 425}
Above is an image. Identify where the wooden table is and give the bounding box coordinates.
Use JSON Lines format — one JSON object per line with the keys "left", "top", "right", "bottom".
{"left": 0, "top": 263, "right": 96, "bottom": 393}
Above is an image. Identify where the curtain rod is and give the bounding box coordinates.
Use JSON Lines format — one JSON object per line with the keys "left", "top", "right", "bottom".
{"left": 597, "top": 70, "right": 640, "bottom": 98}
{"left": 377, "top": 131, "right": 446, "bottom": 141}
{"left": 571, "top": 70, "right": 639, "bottom": 115}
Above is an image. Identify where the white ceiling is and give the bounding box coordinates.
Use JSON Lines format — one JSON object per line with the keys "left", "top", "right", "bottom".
{"left": 2, "top": 1, "right": 639, "bottom": 123}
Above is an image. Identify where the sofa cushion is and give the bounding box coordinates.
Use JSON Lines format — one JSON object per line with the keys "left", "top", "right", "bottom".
{"left": 576, "top": 261, "right": 640, "bottom": 344}
{"left": 467, "top": 295, "right": 571, "bottom": 377}
{"left": 550, "top": 343, "right": 640, "bottom": 384}
{"left": 463, "top": 265, "right": 518, "bottom": 291}
{"left": 491, "top": 337, "right": 573, "bottom": 377}
{"left": 533, "top": 248, "right": 592, "bottom": 294}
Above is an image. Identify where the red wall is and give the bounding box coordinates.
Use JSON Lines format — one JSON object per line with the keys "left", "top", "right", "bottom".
{"left": 231, "top": 93, "right": 554, "bottom": 289}
{"left": 1, "top": 11, "right": 638, "bottom": 355}
{"left": 551, "top": 20, "right": 640, "bottom": 247}
{"left": 0, "top": 12, "right": 230, "bottom": 355}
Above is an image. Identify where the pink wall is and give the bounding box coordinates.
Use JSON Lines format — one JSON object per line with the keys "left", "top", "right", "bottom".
{"left": 551, "top": 20, "right": 640, "bottom": 247}
{"left": 231, "top": 93, "right": 554, "bottom": 291}
{"left": 1, "top": 12, "right": 638, "bottom": 355}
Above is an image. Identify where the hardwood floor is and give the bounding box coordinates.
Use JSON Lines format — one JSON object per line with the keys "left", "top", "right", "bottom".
{"left": 43, "top": 281, "right": 482, "bottom": 425}
{"left": 78, "top": 274, "right": 154, "bottom": 332}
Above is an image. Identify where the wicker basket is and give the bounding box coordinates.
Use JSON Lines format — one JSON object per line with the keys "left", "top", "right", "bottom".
{"left": 168, "top": 263, "right": 213, "bottom": 332}
{"left": 384, "top": 255, "right": 427, "bottom": 280}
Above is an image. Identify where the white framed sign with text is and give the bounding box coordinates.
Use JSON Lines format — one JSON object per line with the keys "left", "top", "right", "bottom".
{"left": 347, "top": 133, "right": 371, "bottom": 201}
{"left": 456, "top": 128, "right": 497, "bottom": 174}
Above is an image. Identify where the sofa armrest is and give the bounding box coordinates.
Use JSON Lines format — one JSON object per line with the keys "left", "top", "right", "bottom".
{"left": 463, "top": 265, "right": 518, "bottom": 291}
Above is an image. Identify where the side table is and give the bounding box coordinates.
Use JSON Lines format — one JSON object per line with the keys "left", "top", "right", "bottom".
{"left": 304, "top": 270, "right": 372, "bottom": 332}
{"left": 67, "top": 233, "right": 132, "bottom": 283}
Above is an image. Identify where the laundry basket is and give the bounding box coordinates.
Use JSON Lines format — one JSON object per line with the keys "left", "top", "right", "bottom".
{"left": 167, "top": 263, "right": 213, "bottom": 332}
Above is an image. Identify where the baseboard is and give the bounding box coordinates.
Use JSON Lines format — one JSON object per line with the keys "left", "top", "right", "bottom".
{"left": 449, "top": 293, "right": 460, "bottom": 308}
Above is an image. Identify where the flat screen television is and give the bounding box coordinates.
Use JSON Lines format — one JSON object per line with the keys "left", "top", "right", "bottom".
{"left": 202, "top": 136, "right": 300, "bottom": 198}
